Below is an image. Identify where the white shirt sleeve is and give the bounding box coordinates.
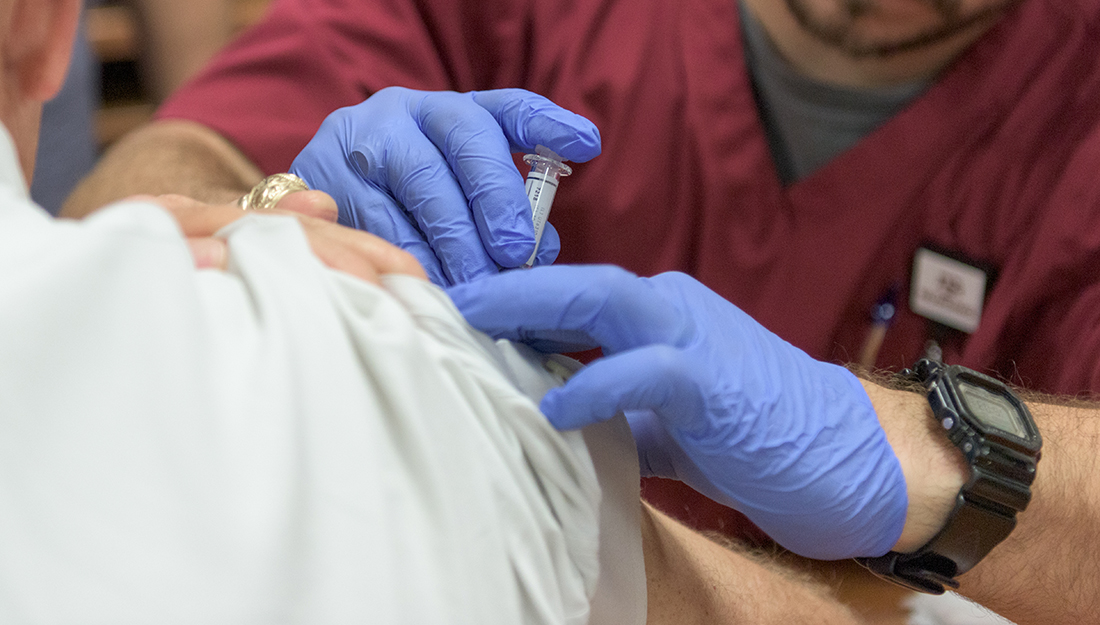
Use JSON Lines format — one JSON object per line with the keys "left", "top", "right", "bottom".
{"left": 0, "top": 193, "right": 644, "bottom": 625}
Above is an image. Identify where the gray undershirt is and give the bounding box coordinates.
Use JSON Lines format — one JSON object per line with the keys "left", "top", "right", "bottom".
{"left": 738, "top": 1, "right": 931, "bottom": 184}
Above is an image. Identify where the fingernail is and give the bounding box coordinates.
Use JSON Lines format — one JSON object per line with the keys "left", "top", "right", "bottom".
{"left": 187, "top": 238, "right": 228, "bottom": 270}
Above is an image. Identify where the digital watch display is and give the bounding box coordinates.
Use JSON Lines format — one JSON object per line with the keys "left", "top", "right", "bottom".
{"left": 857, "top": 359, "right": 1042, "bottom": 594}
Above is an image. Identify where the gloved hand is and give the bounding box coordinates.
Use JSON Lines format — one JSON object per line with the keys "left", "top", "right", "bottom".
{"left": 289, "top": 87, "right": 601, "bottom": 286}
{"left": 447, "top": 265, "right": 908, "bottom": 560}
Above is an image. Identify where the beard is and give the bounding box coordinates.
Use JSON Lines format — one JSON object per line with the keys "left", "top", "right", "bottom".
{"left": 783, "top": 0, "right": 1023, "bottom": 57}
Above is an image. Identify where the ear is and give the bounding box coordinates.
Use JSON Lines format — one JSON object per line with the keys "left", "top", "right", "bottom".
{"left": 4, "top": 0, "right": 81, "bottom": 102}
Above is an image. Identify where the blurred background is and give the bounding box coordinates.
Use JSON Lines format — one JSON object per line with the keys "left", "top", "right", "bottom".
{"left": 90, "top": 0, "right": 270, "bottom": 147}
{"left": 32, "top": 0, "right": 273, "bottom": 213}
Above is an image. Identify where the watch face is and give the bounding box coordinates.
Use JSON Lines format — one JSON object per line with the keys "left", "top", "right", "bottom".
{"left": 956, "top": 380, "right": 1029, "bottom": 439}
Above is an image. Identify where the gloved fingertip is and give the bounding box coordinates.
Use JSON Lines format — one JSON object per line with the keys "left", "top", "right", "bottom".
{"left": 535, "top": 130, "right": 600, "bottom": 164}
{"left": 552, "top": 124, "right": 602, "bottom": 163}
{"left": 531, "top": 225, "right": 561, "bottom": 266}
{"left": 487, "top": 238, "right": 538, "bottom": 269}
{"left": 540, "top": 390, "right": 586, "bottom": 431}
{"left": 539, "top": 390, "right": 563, "bottom": 421}
{"left": 497, "top": 90, "right": 601, "bottom": 162}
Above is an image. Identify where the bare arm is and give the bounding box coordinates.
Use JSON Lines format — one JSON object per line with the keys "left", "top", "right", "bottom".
{"left": 960, "top": 396, "right": 1100, "bottom": 623}
{"left": 61, "top": 120, "right": 262, "bottom": 217}
{"left": 641, "top": 503, "right": 867, "bottom": 625}
{"left": 643, "top": 378, "right": 1099, "bottom": 625}
{"left": 862, "top": 380, "right": 1100, "bottom": 624}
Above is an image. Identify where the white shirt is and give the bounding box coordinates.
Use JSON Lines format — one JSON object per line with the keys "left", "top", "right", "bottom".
{"left": 0, "top": 126, "right": 644, "bottom": 624}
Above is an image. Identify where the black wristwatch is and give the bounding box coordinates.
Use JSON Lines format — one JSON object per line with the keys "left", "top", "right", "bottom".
{"left": 857, "top": 359, "right": 1042, "bottom": 594}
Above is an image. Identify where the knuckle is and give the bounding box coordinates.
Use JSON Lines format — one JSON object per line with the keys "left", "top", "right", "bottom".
{"left": 593, "top": 265, "right": 644, "bottom": 305}
{"left": 646, "top": 345, "right": 689, "bottom": 377}
{"left": 387, "top": 246, "right": 428, "bottom": 278}
{"left": 395, "top": 159, "right": 453, "bottom": 199}
{"left": 367, "top": 86, "right": 407, "bottom": 107}
{"left": 321, "top": 103, "right": 359, "bottom": 131}
{"left": 649, "top": 271, "right": 693, "bottom": 288}
{"left": 585, "top": 264, "right": 638, "bottom": 293}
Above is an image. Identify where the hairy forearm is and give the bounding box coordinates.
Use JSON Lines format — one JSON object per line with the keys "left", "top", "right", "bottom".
{"left": 860, "top": 378, "right": 970, "bottom": 553}
{"left": 864, "top": 378, "right": 1100, "bottom": 624}
{"left": 61, "top": 120, "right": 262, "bottom": 218}
{"left": 959, "top": 397, "right": 1100, "bottom": 624}
{"left": 641, "top": 503, "right": 865, "bottom": 625}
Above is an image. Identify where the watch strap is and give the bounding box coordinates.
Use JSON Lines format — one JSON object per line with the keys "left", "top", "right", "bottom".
{"left": 856, "top": 551, "right": 959, "bottom": 595}
{"left": 859, "top": 485, "right": 1018, "bottom": 594}
{"left": 858, "top": 359, "right": 1036, "bottom": 594}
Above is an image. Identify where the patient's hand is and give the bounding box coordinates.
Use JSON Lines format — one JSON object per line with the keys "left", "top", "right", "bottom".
{"left": 131, "top": 191, "right": 427, "bottom": 284}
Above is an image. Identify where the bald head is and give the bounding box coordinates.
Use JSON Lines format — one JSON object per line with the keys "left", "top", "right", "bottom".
{"left": 0, "top": 0, "right": 81, "bottom": 184}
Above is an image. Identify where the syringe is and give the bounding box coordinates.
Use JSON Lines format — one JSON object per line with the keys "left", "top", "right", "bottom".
{"left": 522, "top": 145, "right": 572, "bottom": 268}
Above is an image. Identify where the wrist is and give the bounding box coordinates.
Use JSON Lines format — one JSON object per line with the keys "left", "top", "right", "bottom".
{"left": 858, "top": 378, "right": 968, "bottom": 553}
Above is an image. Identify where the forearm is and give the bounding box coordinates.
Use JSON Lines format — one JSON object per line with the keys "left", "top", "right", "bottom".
{"left": 641, "top": 503, "right": 864, "bottom": 625}
{"left": 960, "top": 397, "right": 1100, "bottom": 623}
{"left": 864, "top": 379, "right": 1100, "bottom": 624}
{"left": 61, "top": 120, "right": 262, "bottom": 217}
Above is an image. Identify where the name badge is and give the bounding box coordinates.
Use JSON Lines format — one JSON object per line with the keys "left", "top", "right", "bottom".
{"left": 910, "top": 247, "right": 988, "bottom": 334}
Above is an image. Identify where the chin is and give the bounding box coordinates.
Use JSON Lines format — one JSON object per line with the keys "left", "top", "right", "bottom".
{"left": 783, "top": 0, "right": 1019, "bottom": 58}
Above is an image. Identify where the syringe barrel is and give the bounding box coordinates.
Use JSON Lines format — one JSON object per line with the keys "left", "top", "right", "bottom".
{"left": 522, "top": 146, "right": 572, "bottom": 268}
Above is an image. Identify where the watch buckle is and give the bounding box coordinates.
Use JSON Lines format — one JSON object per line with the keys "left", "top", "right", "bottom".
{"left": 856, "top": 552, "right": 961, "bottom": 595}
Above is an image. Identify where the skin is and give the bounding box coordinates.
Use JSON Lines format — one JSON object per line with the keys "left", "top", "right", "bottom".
{"left": 1, "top": 5, "right": 876, "bottom": 621}
{"left": 60, "top": 0, "right": 1025, "bottom": 218}
{"left": 154, "top": 191, "right": 427, "bottom": 284}
{"left": 861, "top": 380, "right": 1100, "bottom": 625}
{"left": 12, "top": 5, "right": 855, "bottom": 625}
{"left": 0, "top": 0, "right": 80, "bottom": 183}
{"left": 45, "top": 0, "right": 1100, "bottom": 622}
{"left": 641, "top": 373, "right": 1100, "bottom": 625}
{"left": 641, "top": 502, "right": 870, "bottom": 624}
{"left": 783, "top": 0, "right": 1022, "bottom": 57}
{"left": 0, "top": 0, "right": 425, "bottom": 297}
{"left": 743, "top": 0, "right": 1022, "bottom": 86}
{"left": 63, "top": 119, "right": 265, "bottom": 216}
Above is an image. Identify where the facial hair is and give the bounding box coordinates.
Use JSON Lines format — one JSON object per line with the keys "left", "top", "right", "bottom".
{"left": 783, "top": 0, "right": 1023, "bottom": 57}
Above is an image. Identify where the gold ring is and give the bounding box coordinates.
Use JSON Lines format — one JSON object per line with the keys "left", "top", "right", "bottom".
{"left": 238, "top": 173, "right": 310, "bottom": 211}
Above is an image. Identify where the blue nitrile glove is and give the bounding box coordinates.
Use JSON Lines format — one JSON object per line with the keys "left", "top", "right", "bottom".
{"left": 289, "top": 87, "right": 601, "bottom": 286}
{"left": 447, "top": 265, "right": 908, "bottom": 560}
